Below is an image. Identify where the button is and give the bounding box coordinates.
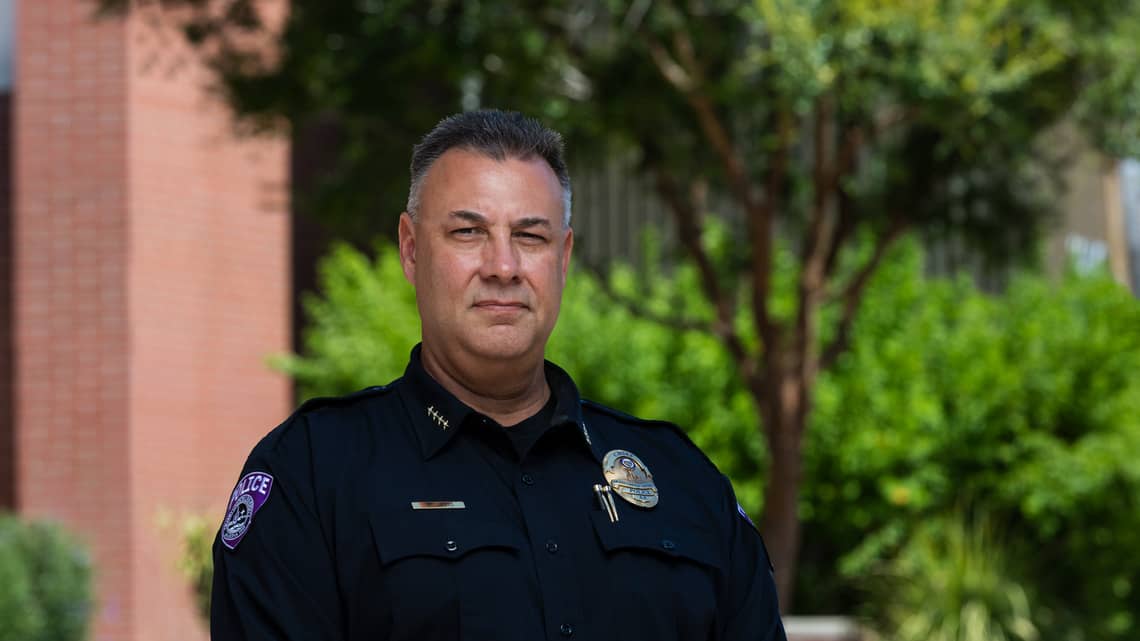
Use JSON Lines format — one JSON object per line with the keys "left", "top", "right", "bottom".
{"left": 661, "top": 539, "right": 676, "bottom": 550}
{"left": 559, "top": 623, "right": 574, "bottom": 637}
{"left": 521, "top": 473, "right": 535, "bottom": 486}
{"left": 445, "top": 540, "right": 458, "bottom": 552}
{"left": 546, "top": 540, "right": 559, "bottom": 554}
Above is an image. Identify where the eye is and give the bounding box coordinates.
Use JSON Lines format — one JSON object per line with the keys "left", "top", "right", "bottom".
{"left": 451, "top": 227, "right": 483, "bottom": 237}
{"left": 514, "top": 231, "right": 548, "bottom": 243}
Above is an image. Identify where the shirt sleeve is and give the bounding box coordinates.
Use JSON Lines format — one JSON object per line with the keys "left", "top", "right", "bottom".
{"left": 719, "top": 475, "right": 788, "bottom": 641}
{"left": 210, "top": 415, "right": 345, "bottom": 641}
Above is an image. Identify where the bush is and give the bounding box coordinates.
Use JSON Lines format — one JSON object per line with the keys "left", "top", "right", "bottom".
{"left": 803, "top": 242, "right": 1140, "bottom": 639}
{"left": 276, "top": 237, "right": 1140, "bottom": 639}
{"left": 0, "top": 514, "right": 94, "bottom": 641}
{"left": 866, "top": 511, "right": 1038, "bottom": 641}
{"left": 177, "top": 515, "right": 214, "bottom": 624}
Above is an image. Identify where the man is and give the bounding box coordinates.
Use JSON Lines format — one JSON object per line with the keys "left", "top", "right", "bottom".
{"left": 211, "top": 110, "right": 786, "bottom": 641}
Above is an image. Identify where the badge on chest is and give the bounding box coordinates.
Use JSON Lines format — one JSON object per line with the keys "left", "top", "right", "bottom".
{"left": 602, "top": 449, "right": 659, "bottom": 509}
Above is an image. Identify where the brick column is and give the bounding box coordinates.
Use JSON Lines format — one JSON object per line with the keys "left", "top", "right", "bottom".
{"left": 13, "top": 3, "right": 291, "bottom": 640}
{"left": 0, "top": 91, "right": 11, "bottom": 510}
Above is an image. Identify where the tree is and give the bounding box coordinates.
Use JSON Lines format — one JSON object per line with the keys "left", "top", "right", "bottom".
{"left": 97, "top": 0, "right": 1140, "bottom": 607}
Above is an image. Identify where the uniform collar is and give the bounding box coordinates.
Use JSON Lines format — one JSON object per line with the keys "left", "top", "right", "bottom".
{"left": 397, "top": 344, "right": 601, "bottom": 462}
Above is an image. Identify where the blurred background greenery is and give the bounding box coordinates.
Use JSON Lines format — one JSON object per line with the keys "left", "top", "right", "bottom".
{"left": 0, "top": 515, "right": 93, "bottom": 641}
{"left": 85, "top": 0, "right": 1140, "bottom": 638}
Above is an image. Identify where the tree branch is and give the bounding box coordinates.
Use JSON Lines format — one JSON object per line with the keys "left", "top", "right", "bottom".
{"left": 645, "top": 38, "right": 694, "bottom": 91}
{"left": 576, "top": 260, "right": 710, "bottom": 333}
{"left": 751, "top": 111, "right": 791, "bottom": 359}
{"left": 819, "top": 218, "right": 909, "bottom": 370}
{"left": 822, "top": 118, "right": 864, "bottom": 279}
{"left": 644, "top": 32, "right": 759, "bottom": 214}
{"left": 789, "top": 95, "right": 841, "bottom": 406}
{"left": 643, "top": 19, "right": 775, "bottom": 382}
{"left": 652, "top": 168, "right": 755, "bottom": 382}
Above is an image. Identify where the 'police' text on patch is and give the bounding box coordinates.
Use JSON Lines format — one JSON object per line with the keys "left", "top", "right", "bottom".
{"left": 221, "top": 471, "right": 274, "bottom": 550}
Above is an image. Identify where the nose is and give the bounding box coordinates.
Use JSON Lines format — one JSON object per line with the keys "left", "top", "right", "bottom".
{"left": 479, "top": 233, "right": 521, "bottom": 283}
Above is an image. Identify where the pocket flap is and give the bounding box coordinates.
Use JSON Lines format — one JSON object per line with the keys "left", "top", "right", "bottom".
{"left": 589, "top": 510, "right": 721, "bottom": 569}
{"left": 370, "top": 511, "right": 523, "bottom": 565}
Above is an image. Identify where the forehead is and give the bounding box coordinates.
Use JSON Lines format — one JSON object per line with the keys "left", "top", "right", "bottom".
{"left": 417, "top": 148, "right": 563, "bottom": 222}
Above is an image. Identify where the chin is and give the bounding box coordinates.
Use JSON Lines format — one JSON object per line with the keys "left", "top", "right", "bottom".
{"left": 464, "top": 328, "right": 540, "bottom": 362}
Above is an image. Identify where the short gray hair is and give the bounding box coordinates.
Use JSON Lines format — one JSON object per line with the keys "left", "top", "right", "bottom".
{"left": 406, "top": 110, "right": 572, "bottom": 227}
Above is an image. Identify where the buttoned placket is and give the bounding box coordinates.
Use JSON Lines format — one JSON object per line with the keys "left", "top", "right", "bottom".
{"left": 510, "top": 421, "right": 591, "bottom": 641}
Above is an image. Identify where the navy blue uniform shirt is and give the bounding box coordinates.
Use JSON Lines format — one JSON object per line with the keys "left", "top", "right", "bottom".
{"left": 211, "top": 346, "right": 786, "bottom": 641}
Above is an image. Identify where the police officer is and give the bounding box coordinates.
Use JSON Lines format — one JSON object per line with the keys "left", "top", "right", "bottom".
{"left": 211, "top": 110, "right": 786, "bottom": 641}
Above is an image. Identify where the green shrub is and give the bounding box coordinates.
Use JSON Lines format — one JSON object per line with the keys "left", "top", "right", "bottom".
{"left": 803, "top": 242, "right": 1140, "bottom": 638}
{"left": 275, "top": 237, "right": 1140, "bottom": 639}
{"left": 177, "top": 515, "right": 214, "bottom": 624}
{"left": 867, "top": 512, "right": 1038, "bottom": 641}
{"left": 0, "top": 514, "right": 93, "bottom": 641}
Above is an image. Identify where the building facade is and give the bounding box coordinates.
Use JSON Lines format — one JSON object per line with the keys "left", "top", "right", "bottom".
{"left": 2, "top": 2, "right": 290, "bottom": 640}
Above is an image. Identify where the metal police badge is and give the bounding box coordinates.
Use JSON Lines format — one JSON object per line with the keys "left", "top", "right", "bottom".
{"left": 221, "top": 471, "right": 274, "bottom": 550}
{"left": 602, "top": 449, "right": 659, "bottom": 508}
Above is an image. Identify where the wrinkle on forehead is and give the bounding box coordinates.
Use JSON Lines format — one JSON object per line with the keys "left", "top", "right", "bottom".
{"left": 416, "top": 150, "right": 565, "bottom": 227}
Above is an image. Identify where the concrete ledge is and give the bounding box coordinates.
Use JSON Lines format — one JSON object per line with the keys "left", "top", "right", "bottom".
{"left": 784, "top": 616, "right": 863, "bottom": 641}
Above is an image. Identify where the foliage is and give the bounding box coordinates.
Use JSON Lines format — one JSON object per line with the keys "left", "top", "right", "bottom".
{"left": 280, "top": 237, "right": 1140, "bottom": 638}
{"left": 867, "top": 512, "right": 1038, "bottom": 641}
{"left": 177, "top": 515, "right": 215, "bottom": 624}
{"left": 801, "top": 243, "right": 1140, "bottom": 638}
{"left": 94, "top": 0, "right": 1140, "bottom": 247}
{"left": 271, "top": 241, "right": 420, "bottom": 395}
{"left": 0, "top": 514, "right": 94, "bottom": 641}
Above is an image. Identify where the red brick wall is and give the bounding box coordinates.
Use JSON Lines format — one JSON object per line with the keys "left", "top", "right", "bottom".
{"left": 124, "top": 9, "right": 291, "bottom": 641}
{"left": 13, "top": 3, "right": 291, "bottom": 640}
{"left": 14, "top": 4, "right": 134, "bottom": 639}
{"left": 0, "top": 91, "right": 12, "bottom": 510}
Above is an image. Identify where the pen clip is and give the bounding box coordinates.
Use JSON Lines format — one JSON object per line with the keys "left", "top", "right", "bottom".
{"left": 594, "top": 484, "right": 620, "bottom": 523}
{"left": 593, "top": 484, "right": 619, "bottom": 523}
{"left": 604, "top": 486, "right": 620, "bottom": 522}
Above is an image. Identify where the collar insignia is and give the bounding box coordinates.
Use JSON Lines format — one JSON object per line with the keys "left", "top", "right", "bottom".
{"left": 427, "top": 405, "right": 450, "bottom": 430}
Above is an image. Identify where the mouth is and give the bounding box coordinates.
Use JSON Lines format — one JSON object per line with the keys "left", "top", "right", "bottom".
{"left": 472, "top": 300, "right": 529, "bottom": 312}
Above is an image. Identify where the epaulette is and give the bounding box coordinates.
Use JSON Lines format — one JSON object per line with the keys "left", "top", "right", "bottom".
{"left": 580, "top": 398, "right": 678, "bottom": 429}
{"left": 294, "top": 383, "right": 394, "bottom": 415}
{"left": 581, "top": 398, "right": 720, "bottom": 473}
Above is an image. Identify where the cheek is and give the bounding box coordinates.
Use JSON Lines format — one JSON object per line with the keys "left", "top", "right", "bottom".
{"left": 526, "top": 258, "right": 566, "bottom": 304}
{"left": 422, "top": 253, "right": 477, "bottom": 299}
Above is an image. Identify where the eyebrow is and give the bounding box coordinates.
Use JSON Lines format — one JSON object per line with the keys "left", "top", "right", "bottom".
{"left": 448, "top": 210, "right": 553, "bottom": 229}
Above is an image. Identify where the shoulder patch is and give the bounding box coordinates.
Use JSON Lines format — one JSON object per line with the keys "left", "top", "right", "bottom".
{"left": 737, "top": 503, "right": 776, "bottom": 573}
{"left": 737, "top": 502, "right": 757, "bottom": 528}
{"left": 221, "top": 471, "right": 274, "bottom": 550}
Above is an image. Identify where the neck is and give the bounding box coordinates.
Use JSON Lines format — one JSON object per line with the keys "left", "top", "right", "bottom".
{"left": 420, "top": 343, "right": 550, "bottom": 427}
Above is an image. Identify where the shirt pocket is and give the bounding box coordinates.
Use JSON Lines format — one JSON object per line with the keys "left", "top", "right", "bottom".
{"left": 369, "top": 511, "right": 529, "bottom": 641}
{"left": 589, "top": 509, "right": 722, "bottom": 641}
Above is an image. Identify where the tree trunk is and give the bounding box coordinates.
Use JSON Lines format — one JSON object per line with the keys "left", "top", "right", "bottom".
{"left": 756, "top": 350, "right": 808, "bottom": 611}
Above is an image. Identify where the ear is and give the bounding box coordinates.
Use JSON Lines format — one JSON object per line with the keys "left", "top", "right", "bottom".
{"left": 560, "top": 226, "right": 574, "bottom": 283}
{"left": 398, "top": 212, "right": 417, "bottom": 285}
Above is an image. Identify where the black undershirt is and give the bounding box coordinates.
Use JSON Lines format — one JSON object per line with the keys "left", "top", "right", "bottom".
{"left": 502, "top": 391, "right": 558, "bottom": 460}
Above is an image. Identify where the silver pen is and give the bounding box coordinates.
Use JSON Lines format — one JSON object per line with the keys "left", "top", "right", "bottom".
{"left": 602, "top": 485, "right": 620, "bottom": 522}
{"left": 593, "top": 484, "right": 619, "bottom": 523}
